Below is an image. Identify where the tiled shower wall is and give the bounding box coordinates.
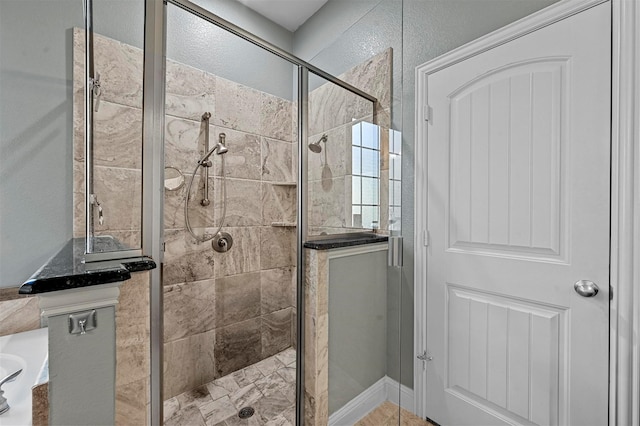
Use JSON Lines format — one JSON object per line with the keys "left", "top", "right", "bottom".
{"left": 72, "top": 29, "right": 150, "bottom": 425}
{"left": 162, "top": 59, "right": 297, "bottom": 399}
{"left": 308, "top": 48, "right": 392, "bottom": 236}
{"left": 73, "top": 30, "right": 298, "bottom": 404}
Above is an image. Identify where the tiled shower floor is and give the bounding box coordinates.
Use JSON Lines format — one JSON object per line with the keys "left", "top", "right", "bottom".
{"left": 164, "top": 348, "right": 296, "bottom": 426}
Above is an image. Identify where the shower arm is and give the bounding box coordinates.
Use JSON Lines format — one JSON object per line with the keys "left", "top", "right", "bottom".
{"left": 200, "top": 112, "right": 212, "bottom": 207}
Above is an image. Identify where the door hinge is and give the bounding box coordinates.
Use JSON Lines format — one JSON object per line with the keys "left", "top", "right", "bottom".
{"left": 424, "top": 105, "right": 433, "bottom": 123}
{"left": 423, "top": 230, "right": 430, "bottom": 247}
{"left": 610, "top": 284, "right": 613, "bottom": 301}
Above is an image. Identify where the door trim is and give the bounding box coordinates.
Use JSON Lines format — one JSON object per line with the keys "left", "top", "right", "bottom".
{"left": 413, "top": 0, "right": 640, "bottom": 423}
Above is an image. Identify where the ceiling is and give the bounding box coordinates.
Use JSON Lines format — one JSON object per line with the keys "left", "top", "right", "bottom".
{"left": 236, "top": 0, "right": 329, "bottom": 32}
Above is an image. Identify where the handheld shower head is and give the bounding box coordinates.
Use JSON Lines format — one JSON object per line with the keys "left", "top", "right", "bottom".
{"left": 308, "top": 134, "right": 328, "bottom": 153}
{"left": 198, "top": 133, "right": 228, "bottom": 165}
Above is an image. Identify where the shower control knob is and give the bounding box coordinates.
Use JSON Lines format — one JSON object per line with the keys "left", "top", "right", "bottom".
{"left": 212, "top": 232, "right": 233, "bottom": 253}
{"left": 574, "top": 280, "right": 599, "bottom": 297}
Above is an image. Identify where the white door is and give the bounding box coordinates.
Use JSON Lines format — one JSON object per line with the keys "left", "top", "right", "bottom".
{"left": 423, "top": 3, "right": 610, "bottom": 425}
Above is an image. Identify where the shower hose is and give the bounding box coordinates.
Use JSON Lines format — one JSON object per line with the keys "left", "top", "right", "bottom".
{"left": 184, "top": 154, "right": 227, "bottom": 243}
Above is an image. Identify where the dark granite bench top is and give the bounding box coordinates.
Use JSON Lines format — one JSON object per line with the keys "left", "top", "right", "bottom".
{"left": 19, "top": 237, "right": 155, "bottom": 295}
{"left": 303, "top": 233, "right": 388, "bottom": 250}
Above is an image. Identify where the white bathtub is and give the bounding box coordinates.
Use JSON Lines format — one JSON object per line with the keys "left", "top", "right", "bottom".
{"left": 0, "top": 328, "right": 48, "bottom": 426}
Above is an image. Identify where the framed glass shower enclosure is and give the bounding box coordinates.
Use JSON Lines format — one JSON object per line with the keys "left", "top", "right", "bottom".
{"left": 136, "top": 0, "right": 405, "bottom": 424}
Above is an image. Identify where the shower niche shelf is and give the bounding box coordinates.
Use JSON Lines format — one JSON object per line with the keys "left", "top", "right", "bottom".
{"left": 270, "top": 182, "right": 296, "bottom": 187}
{"left": 271, "top": 222, "right": 297, "bottom": 227}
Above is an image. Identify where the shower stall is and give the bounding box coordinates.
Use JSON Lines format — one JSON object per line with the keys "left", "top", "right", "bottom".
{"left": 74, "top": 0, "right": 405, "bottom": 423}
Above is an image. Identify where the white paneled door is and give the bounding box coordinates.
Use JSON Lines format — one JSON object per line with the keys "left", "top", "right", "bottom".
{"left": 423, "top": 3, "right": 610, "bottom": 425}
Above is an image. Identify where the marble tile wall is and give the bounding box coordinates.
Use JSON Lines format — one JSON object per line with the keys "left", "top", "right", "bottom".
{"left": 72, "top": 28, "right": 143, "bottom": 248}
{"left": 162, "top": 45, "right": 297, "bottom": 400}
{"left": 73, "top": 29, "right": 297, "bottom": 405}
{"left": 0, "top": 288, "right": 40, "bottom": 337}
{"left": 72, "top": 29, "right": 149, "bottom": 425}
{"left": 307, "top": 49, "right": 393, "bottom": 237}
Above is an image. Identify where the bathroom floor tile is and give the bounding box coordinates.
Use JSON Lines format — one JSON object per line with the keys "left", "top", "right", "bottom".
{"left": 355, "top": 402, "right": 435, "bottom": 426}
{"left": 167, "top": 347, "right": 296, "bottom": 426}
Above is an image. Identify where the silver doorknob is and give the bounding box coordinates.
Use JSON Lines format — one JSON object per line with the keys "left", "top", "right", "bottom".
{"left": 574, "top": 280, "right": 599, "bottom": 297}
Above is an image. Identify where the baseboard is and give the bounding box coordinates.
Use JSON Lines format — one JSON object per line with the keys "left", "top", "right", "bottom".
{"left": 328, "top": 376, "right": 415, "bottom": 425}
{"left": 383, "top": 376, "right": 415, "bottom": 413}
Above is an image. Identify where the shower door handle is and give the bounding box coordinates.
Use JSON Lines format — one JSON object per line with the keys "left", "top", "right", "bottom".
{"left": 388, "top": 236, "right": 403, "bottom": 267}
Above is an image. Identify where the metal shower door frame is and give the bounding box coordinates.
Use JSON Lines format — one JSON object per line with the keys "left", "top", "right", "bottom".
{"left": 141, "top": 1, "right": 378, "bottom": 424}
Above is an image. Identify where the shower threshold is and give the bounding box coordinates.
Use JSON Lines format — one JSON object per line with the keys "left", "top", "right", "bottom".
{"left": 164, "top": 347, "right": 296, "bottom": 426}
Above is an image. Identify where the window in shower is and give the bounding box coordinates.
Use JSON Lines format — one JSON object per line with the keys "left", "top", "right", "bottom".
{"left": 351, "top": 121, "right": 380, "bottom": 229}
{"left": 388, "top": 128, "right": 402, "bottom": 233}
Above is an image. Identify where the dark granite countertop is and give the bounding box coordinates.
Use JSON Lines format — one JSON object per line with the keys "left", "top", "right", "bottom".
{"left": 19, "top": 237, "right": 156, "bottom": 295}
{"left": 304, "top": 233, "right": 388, "bottom": 250}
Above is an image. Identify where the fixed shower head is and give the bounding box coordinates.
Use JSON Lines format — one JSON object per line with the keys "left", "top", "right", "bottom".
{"left": 216, "top": 133, "right": 228, "bottom": 155}
{"left": 308, "top": 134, "right": 328, "bottom": 153}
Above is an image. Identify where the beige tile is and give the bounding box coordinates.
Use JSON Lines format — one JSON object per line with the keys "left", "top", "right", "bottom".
{"left": 115, "top": 320, "right": 149, "bottom": 387}
{"left": 275, "top": 348, "right": 296, "bottom": 366}
{"left": 276, "top": 366, "right": 296, "bottom": 385}
{"left": 252, "top": 390, "right": 294, "bottom": 423}
{"left": 93, "top": 166, "right": 142, "bottom": 232}
{"left": 165, "top": 60, "right": 216, "bottom": 121}
{"left": 343, "top": 48, "right": 392, "bottom": 111}
{"left": 303, "top": 314, "right": 317, "bottom": 397}
{"left": 262, "top": 138, "right": 293, "bottom": 183}
{"left": 213, "top": 178, "right": 262, "bottom": 227}
{"left": 208, "top": 375, "right": 240, "bottom": 400}
{"left": 164, "top": 116, "right": 205, "bottom": 176}
{"left": 93, "top": 101, "right": 142, "bottom": 169}
{"left": 164, "top": 397, "right": 180, "bottom": 422}
{"left": 164, "top": 174, "right": 216, "bottom": 230}
{"left": 215, "top": 272, "right": 261, "bottom": 327}
{"left": 214, "top": 318, "right": 262, "bottom": 378}
{"left": 261, "top": 267, "right": 294, "bottom": 315}
{"left": 201, "top": 395, "right": 238, "bottom": 425}
{"left": 214, "top": 77, "right": 261, "bottom": 135}
{"left": 212, "top": 127, "right": 261, "bottom": 180}
{"left": 213, "top": 226, "right": 261, "bottom": 278}
{"left": 165, "top": 403, "right": 206, "bottom": 426}
{"left": 115, "top": 378, "right": 147, "bottom": 426}
{"left": 177, "top": 385, "right": 214, "bottom": 410}
{"left": 307, "top": 124, "right": 351, "bottom": 183}
{"left": 231, "top": 365, "right": 264, "bottom": 388}
{"left": 308, "top": 176, "right": 346, "bottom": 229}
{"left": 164, "top": 330, "right": 216, "bottom": 399}
{"left": 255, "top": 371, "right": 295, "bottom": 404}
{"left": 261, "top": 309, "right": 292, "bottom": 358}
{"left": 163, "top": 228, "right": 216, "bottom": 285}
{"left": 229, "top": 383, "right": 263, "bottom": 410}
{"left": 88, "top": 31, "right": 144, "bottom": 109}
{"left": 164, "top": 279, "right": 216, "bottom": 342}
{"left": 261, "top": 183, "right": 296, "bottom": 226}
{"left": 31, "top": 382, "right": 49, "bottom": 426}
{"left": 260, "top": 93, "right": 293, "bottom": 142}
{"left": 0, "top": 297, "right": 40, "bottom": 337}
{"left": 259, "top": 227, "right": 295, "bottom": 270}
{"left": 253, "top": 354, "right": 286, "bottom": 378}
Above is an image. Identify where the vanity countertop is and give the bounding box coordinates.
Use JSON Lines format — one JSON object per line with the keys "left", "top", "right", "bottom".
{"left": 18, "top": 237, "right": 155, "bottom": 295}
{"left": 303, "top": 233, "right": 388, "bottom": 250}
